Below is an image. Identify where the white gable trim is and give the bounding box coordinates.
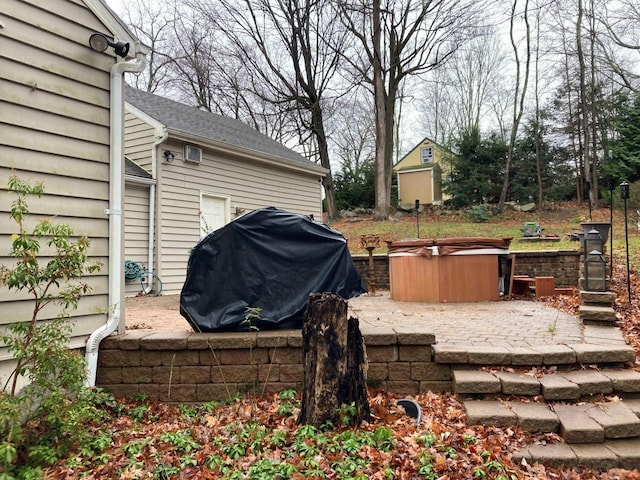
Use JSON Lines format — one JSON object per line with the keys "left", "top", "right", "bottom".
{"left": 125, "top": 103, "right": 168, "bottom": 142}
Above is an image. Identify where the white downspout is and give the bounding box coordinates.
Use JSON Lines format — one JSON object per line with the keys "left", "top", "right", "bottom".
{"left": 85, "top": 47, "right": 146, "bottom": 387}
{"left": 149, "top": 130, "right": 168, "bottom": 285}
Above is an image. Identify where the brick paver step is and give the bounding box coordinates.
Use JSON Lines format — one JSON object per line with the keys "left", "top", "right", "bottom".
{"left": 539, "top": 375, "right": 581, "bottom": 401}
{"left": 453, "top": 368, "right": 640, "bottom": 401}
{"left": 582, "top": 401, "right": 640, "bottom": 439}
{"left": 504, "top": 401, "right": 560, "bottom": 433}
{"left": 463, "top": 400, "right": 516, "bottom": 427}
{"left": 494, "top": 371, "right": 541, "bottom": 396}
{"left": 560, "top": 370, "right": 613, "bottom": 397}
{"left": 453, "top": 370, "right": 501, "bottom": 395}
{"left": 513, "top": 438, "right": 640, "bottom": 470}
{"left": 465, "top": 399, "right": 640, "bottom": 445}
{"left": 514, "top": 442, "right": 617, "bottom": 470}
{"left": 552, "top": 404, "right": 605, "bottom": 443}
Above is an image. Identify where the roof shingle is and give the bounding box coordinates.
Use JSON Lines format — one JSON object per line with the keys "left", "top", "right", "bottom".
{"left": 125, "top": 86, "right": 320, "bottom": 171}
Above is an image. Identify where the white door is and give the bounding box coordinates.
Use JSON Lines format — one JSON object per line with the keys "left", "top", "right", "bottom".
{"left": 201, "top": 194, "right": 229, "bottom": 237}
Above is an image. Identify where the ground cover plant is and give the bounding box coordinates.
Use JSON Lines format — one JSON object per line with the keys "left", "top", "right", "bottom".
{"left": 8, "top": 200, "right": 640, "bottom": 479}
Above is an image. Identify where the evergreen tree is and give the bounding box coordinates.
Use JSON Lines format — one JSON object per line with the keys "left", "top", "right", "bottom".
{"left": 608, "top": 92, "right": 640, "bottom": 184}
{"left": 445, "top": 129, "right": 507, "bottom": 208}
{"left": 333, "top": 160, "right": 375, "bottom": 210}
{"left": 511, "top": 117, "right": 575, "bottom": 203}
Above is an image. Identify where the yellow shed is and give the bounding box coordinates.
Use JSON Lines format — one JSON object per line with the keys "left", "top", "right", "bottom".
{"left": 393, "top": 137, "right": 455, "bottom": 205}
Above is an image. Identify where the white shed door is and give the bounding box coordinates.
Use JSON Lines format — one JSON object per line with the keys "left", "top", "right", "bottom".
{"left": 201, "top": 195, "right": 228, "bottom": 237}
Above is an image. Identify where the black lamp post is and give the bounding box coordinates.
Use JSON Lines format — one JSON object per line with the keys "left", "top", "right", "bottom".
{"left": 415, "top": 199, "right": 420, "bottom": 238}
{"left": 586, "top": 180, "right": 592, "bottom": 221}
{"left": 584, "top": 228, "right": 606, "bottom": 291}
{"left": 608, "top": 179, "right": 615, "bottom": 269}
{"left": 621, "top": 181, "right": 631, "bottom": 302}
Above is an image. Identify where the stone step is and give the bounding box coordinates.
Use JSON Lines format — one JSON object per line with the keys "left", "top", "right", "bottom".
{"left": 580, "top": 290, "right": 616, "bottom": 306}
{"left": 579, "top": 305, "right": 617, "bottom": 324}
{"left": 513, "top": 438, "right": 640, "bottom": 470}
{"left": 434, "top": 333, "right": 635, "bottom": 367}
{"left": 464, "top": 399, "right": 640, "bottom": 442}
{"left": 453, "top": 368, "right": 640, "bottom": 401}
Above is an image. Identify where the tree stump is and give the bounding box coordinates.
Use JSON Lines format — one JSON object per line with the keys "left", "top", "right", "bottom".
{"left": 297, "top": 292, "right": 370, "bottom": 427}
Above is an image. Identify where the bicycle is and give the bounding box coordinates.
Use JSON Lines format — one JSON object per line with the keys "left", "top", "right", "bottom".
{"left": 124, "top": 259, "right": 163, "bottom": 296}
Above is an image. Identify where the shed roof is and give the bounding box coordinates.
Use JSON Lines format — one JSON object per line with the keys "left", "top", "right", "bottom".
{"left": 125, "top": 86, "right": 324, "bottom": 173}
{"left": 125, "top": 156, "right": 152, "bottom": 178}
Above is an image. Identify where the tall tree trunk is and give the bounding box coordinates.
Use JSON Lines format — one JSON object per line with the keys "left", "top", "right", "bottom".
{"left": 313, "top": 105, "right": 339, "bottom": 221}
{"left": 499, "top": 0, "right": 531, "bottom": 212}
{"left": 297, "top": 293, "right": 370, "bottom": 427}
{"left": 534, "top": 5, "right": 543, "bottom": 208}
{"left": 577, "top": 0, "right": 592, "bottom": 212}
{"left": 372, "top": 0, "right": 388, "bottom": 220}
{"left": 588, "top": 0, "right": 599, "bottom": 211}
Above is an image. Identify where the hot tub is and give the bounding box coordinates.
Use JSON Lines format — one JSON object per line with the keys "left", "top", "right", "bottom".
{"left": 388, "top": 237, "right": 512, "bottom": 302}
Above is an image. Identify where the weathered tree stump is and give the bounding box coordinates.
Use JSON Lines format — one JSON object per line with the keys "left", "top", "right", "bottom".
{"left": 297, "top": 292, "right": 370, "bottom": 426}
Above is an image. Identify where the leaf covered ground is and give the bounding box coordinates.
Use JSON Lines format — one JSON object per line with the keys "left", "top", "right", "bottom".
{"left": 45, "top": 386, "right": 639, "bottom": 479}
{"left": 45, "top": 263, "right": 640, "bottom": 479}
{"left": 44, "top": 203, "right": 640, "bottom": 479}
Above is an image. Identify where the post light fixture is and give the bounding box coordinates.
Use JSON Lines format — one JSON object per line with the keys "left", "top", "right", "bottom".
{"left": 585, "top": 249, "right": 607, "bottom": 292}
{"left": 89, "top": 33, "right": 130, "bottom": 58}
{"left": 584, "top": 228, "right": 603, "bottom": 256}
{"left": 621, "top": 181, "right": 630, "bottom": 200}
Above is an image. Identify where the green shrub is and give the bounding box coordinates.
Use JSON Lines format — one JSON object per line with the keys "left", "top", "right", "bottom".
{"left": 0, "top": 175, "right": 102, "bottom": 478}
{"left": 465, "top": 204, "right": 492, "bottom": 223}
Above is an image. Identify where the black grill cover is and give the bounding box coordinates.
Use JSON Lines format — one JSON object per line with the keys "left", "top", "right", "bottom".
{"left": 179, "top": 207, "right": 367, "bottom": 332}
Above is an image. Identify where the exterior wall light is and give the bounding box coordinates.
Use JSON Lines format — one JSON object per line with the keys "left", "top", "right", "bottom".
{"left": 163, "top": 150, "right": 176, "bottom": 162}
{"left": 89, "top": 33, "right": 130, "bottom": 58}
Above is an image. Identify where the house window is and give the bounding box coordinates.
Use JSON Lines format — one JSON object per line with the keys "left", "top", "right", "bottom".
{"left": 421, "top": 147, "right": 434, "bottom": 164}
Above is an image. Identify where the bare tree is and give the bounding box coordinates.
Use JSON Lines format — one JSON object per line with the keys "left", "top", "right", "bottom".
{"left": 330, "top": 93, "right": 376, "bottom": 180}
{"left": 419, "top": 31, "right": 507, "bottom": 144}
{"left": 339, "top": 0, "right": 483, "bottom": 219}
{"left": 115, "top": 0, "right": 176, "bottom": 94}
{"left": 498, "top": 0, "right": 531, "bottom": 212}
{"left": 189, "top": 0, "right": 346, "bottom": 221}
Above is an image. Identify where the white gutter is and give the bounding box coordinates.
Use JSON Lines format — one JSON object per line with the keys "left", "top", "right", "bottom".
{"left": 85, "top": 46, "right": 146, "bottom": 387}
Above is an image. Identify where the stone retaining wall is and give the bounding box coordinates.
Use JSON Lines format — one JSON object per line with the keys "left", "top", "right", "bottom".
{"left": 353, "top": 250, "right": 580, "bottom": 289}
{"left": 351, "top": 254, "right": 390, "bottom": 290}
{"left": 509, "top": 250, "right": 580, "bottom": 287}
{"left": 96, "top": 329, "right": 445, "bottom": 402}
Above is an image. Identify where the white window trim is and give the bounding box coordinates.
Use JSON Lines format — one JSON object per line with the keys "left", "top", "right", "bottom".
{"left": 420, "top": 146, "right": 434, "bottom": 164}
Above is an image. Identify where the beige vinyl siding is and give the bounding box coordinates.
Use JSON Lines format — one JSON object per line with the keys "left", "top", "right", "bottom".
{"left": 156, "top": 144, "right": 323, "bottom": 294}
{"left": 124, "top": 185, "right": 151, "bottom": 297}
{"left": 124, "top": 111, "right": 157, "bottom": 171}
{"left": 0, "top": 0, "right": 114, "bottom": 346}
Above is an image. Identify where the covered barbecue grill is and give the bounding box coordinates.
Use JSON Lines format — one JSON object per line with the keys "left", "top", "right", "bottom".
{"left": 180, "top": 207, "right": 366, "bottom": 332}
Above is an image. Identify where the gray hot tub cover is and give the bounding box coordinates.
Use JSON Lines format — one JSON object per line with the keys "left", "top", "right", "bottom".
{"left": 180, "top": 207, "right": 367, "bottom": 332}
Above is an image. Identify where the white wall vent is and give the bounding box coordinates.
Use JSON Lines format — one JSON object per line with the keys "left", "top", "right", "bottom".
{"left": 184, "top": 145, "right": 202, "bottom": 163}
